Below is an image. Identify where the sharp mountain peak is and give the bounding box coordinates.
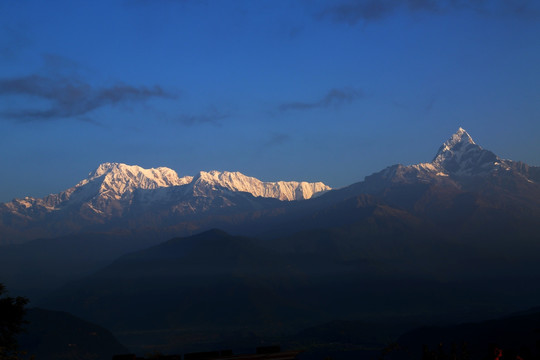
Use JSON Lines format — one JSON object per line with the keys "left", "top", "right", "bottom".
{"left": 433, "top": 127, "right": 476, "bottom": 161}
{"left": 428, "top": 127, "right": 503, "bottom": 176}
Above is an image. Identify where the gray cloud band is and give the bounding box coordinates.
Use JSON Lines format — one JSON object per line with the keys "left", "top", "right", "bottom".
{"left": 317, "top": 0, "right": 538, "bottom": 24}
{"left": 0, "top": 74, "right": 174, "bottom": 121}
{"left": 279, "top": 88, "right": 363, "bottom": 112}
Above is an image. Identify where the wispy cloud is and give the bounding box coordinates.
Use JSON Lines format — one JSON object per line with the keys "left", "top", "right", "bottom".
{"left": 279, "top": 87, "right": 363, "bottom": 112}
{"left": 316, "top": 0, "right": 538, "bottom": 24}
{"left": 0, "top": 25, "right": 32, "bottom": 60}
{"left": 502, "top": 0, "right": 540, "bottom": 20}
{"left": 176, "top": 107, "right": 230, "bottom": 126}
{"left": 0, "top": 72, "right": 175, "bottom": 122}
{"left": 317, "top": 0, "right": 442, "bottom": 24}
{"left": 264, "top": 133, "right": 291, "bottom": 147}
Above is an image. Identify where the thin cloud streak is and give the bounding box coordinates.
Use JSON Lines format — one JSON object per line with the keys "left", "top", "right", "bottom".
{"left": 279, "top": 87, "right": 363, "bottom": 112}
{"left": 0, "top": 74, "right": 175, "bottom": 122}
{"left": 502, "top": 0, "right": 540, "bottom": 20}
{"left": 0, "top": 25, "right": 32, "bottom": 59}
{"left": 316, "top": 0, "right": 538, "bottom": 24}
{"left": 264, "top": 133, "right": 291, "bottom": 147}
{"left": 177, "top": 107, "right": 230, "bottom": 127}
{"left": 318, "top": 0, "right": 443, "bottom": 24}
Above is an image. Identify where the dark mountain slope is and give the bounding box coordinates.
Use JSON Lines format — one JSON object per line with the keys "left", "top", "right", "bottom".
{"left": 0, "top": 231, "right": 175, "bottom": 301}
{"left": 395, "top": 308, "right": 540, "bottom": 360}
{"left": 41, "top": 230, "right": 360, "bottom": 352}
{"left": 18, "top": 307, "right": 128, "bottom": 360}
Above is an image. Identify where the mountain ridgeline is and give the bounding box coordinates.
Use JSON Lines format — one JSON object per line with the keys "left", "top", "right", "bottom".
{"left": 2, "top": 127, "right": 539, "bottom": 248}
{"left": 2, "top": 128, "right": 540, "bottom": 355}
{"left": 0, "top": 165, "right": 331, "bottom": 244}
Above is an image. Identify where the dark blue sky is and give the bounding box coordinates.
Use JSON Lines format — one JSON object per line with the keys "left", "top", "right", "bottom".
{"left": 1, "top": 0, "right": 539, "bottom": 202}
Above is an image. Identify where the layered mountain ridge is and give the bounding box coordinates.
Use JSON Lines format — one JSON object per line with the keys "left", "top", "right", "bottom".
{"left": 0, "top": 164, "right": 331, "bottom": 244}
{"left": 1, "top": 128, "right": 539, "bottom": 246}
{"left": 8, "top": 163, "right": 329, "bottom": 211}
{"left": 5, "top": 128, "right": 540, "bottom": 352}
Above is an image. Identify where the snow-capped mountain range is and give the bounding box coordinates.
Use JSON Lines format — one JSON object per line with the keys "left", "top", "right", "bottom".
{"left": 80, "top": 163, "right": 331, "bottom": 202}
{"left": 1, "top": 128, "right": 538, "bottom": 245}
{"left": 3, "top": 128, "right": 540, "bottom": 340}
{"left": 2, "top": 164, "right": 330, "bottom": 219}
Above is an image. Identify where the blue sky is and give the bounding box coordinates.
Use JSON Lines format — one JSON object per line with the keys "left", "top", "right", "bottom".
{"left": 1, "top": 0, "right": 539, "bottom": 202}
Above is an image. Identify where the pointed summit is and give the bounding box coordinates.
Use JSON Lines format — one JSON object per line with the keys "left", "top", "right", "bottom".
{"left": 431, "top": 128, "right": 500, "bottom": 176}
{"left": 74, "top": 163, "right": 192, "bottom": 202}
{"left": 454, "top": 127, "right": 475, "bottom": 144}
{"left": 433, "top": 127, "right": 475, "bottom": 162}
{"left": 86, "top": 162, "right": 185, "bottom": 184}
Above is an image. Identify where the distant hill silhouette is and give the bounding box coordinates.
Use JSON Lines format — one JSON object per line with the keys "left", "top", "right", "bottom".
{"left": 395, "top": 308, "right": 540, "bottom": 360}
{"left": 41, "top": 226, "right": 540, "bottom": 353}
{"left": 18, "top": 307, "right": 128, "bottom": 360}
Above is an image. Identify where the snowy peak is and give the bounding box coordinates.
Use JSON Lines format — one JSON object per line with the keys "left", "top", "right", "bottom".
{"left": 191, "top": 170, "right": 331, "bottom": 201}
{"left": 78, "top": 162, "right": 192, "bottom": 197}
{"left": 2, "top": 163, "right": 331, "bottom": 221}
{"left": 432, "top": 127, "right": 476, "bottom": 163}
{"left": 80, "top": 164, "right": 330, "bottom": 201}
{"left": 66, "top": 163, "right": 330, "bottom": 203}
{"left": 84, "top": 162, "right": 191, "bottom": 187}
{"left": 371, "top": 128, "right": 515, "bottom": 184}
{"left": 452, "top": 127, "right": 474, "bottom": 144}
{"left": 430, "top": 128, "right": 501, "bottom": 176}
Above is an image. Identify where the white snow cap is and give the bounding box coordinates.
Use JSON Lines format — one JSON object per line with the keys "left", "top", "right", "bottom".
{"left": 439, "top": 127, "right": 475, "bottom": 151}
{"left": 80, "top": 162, "right": 190, "bottom": 191}
{"left": 427, "top": 127, "right": 509, "bottom": 177}
{"left": 432, "top": 127, "right": 476, "bottom": 162}
{"left": 77, "top": 163, "right": 330, "bottom": 201}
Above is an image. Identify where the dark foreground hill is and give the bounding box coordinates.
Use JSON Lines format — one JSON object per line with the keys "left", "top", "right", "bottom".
{"left": 281, "top": 307, "right": 540, "bottom": 360}
{"left": 18, "top": 307, "right": 128, "bottom": 360}
{"left": 0, "top": 231, "right": 175, "bottom": 301}
{"left": 394, "top": 307, "right": 540, "bottom": 360}
{"left": 41, "top": 229, "right": 358, "bottom": 352}
{"left": 41, "top": 226, "right": 540, "bottom": 354}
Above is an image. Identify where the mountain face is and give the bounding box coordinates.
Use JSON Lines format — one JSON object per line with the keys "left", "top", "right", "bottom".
{"left": 432, "top": 127, "right": 499, "bottom": 175}
{"left": 367, "top": 127, "right": 536, "bottom": 185}
{"left": 31, "top": 128, "right": 540, "bottom": 352}
{"left": 0, "top": 164, "right": 330, "bottom": 244}
{"left": 3, "top": 127, "right": 537, "bottom": 246}
{"left": 257, "top": 128, "right": 540, "bottom": 244}
{"left": 322, "top": 128, "right": 540, "bottom": 214}
{"left": 45, "top": 229, "right": 435, "bottom": 353}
